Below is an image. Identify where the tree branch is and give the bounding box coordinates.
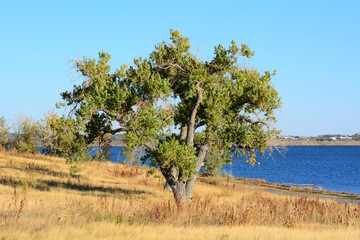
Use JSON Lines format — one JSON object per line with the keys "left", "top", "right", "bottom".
{"left": 101, "top": 107, "right": 129, "bottom": 127}
{"left": 228, "top": 142, "right": 252, "bottom": 151}
{"left": 184, "top": 144, "right": 208, "bottom": 196}
{"left": 110, "top": 127, "right": 128, "bottom": 135}
{"left": 180, "top": 125, "right": 188, "bottom": 140}
{"left": 235, "top": 115, "right": 269, "bottom": 128}
{"left": 158, "top": 62, "right": 187, "bottom": 72}
{"left": 186, "top": 82, "right": 203, "bottom": 147}
{"left": 144, "top": 138, "right": 158, "bottom": 152}
{"left": 130, "top": 129, "right": 158, "bottom": 152}
{"left": 194, "top": 120, "right": 206, "bottom": 129}
{"left": 195, "top": 144, "right": 208, "bottom": 172}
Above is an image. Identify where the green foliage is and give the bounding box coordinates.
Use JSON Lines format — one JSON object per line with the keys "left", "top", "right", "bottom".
{"left": 14, "top": 117, "right": 43, "bottom": 153}
{"left": 0, "top": 117, "right": 9, "bottom": 148}
{"left": 43, "top": 113, "right": 89, "bottom": 161}
{"left": 146, "top": 167, "right": 162, "bottom": 179}
{"left": 151, "top": 137, "right": 197, "bottom": 179}
{"left": 203, "top": 146, "right": 232, "bottom": 176}
{"left": 43, "top": 111, "right": 113, "bottom": 164}
{"left": 69, "top": 165, "right": 81, "bottom": 176}
{"left": 122, "top": 146, "right": 146, "bottom": 166}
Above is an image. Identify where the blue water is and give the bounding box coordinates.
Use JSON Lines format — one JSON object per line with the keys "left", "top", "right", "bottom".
{"left": 104, "top": 146, "right": 360, "bottom": 194}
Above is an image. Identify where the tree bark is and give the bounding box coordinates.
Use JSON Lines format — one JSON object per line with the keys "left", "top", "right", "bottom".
{"left": 164, "top": 182, "right": 173, "bottom": 192}
{"left": 164, "top": 167, "right": 177, "bottom": 192}
{"left": 186, "top": 82, "right": 203, "bottom": 147}
{"left": 180, "top": 125, "right": 188, "bottom": 140}
{"left": 161, "top": 166, "right": 191, "bottom": 204}
{"left": 172, "top": 179, "right": 191, "bottom": 205}
{"left": 184, "top": 144, "right": 208, "bottom": 200}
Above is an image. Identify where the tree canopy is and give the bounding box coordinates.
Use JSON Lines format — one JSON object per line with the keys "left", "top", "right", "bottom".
{"left": 57, "top": 30, "right": 281, "bottom": 204}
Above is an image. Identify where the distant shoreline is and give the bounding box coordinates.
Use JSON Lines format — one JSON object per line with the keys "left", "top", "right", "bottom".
{"left": 109, "top": 140, "right": 360, "bottom": 147}
{"left": 274, "top": 140, "right": 360, "bottom": 146}
{"left": 110, "top": 141, "right": 127, "bottom": 147}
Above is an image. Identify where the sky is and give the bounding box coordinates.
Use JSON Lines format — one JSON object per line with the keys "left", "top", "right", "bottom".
{"left": 0, "top": 0, "right": 359, "bottom": 136}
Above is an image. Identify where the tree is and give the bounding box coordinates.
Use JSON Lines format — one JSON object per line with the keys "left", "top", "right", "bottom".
{"left": 13, "top": 116, "right": 43, "bottom": 153}
{"left": 59, "top": 30, "right": 281, "bottom": 204}
{"left": 0, "top": 117, "right": 10, "bottom": 148}
{"left": 42, "top": 112, "right": 90, "bottom": 161}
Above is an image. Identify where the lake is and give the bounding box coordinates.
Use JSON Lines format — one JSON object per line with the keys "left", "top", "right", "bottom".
{"left": 104, "top": 146, "right": 360, "bottom": 194}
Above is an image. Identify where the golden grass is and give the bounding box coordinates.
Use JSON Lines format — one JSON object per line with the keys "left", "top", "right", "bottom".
{"left": 1, "top": 149, "right": 360, "bottom": 239}
{"left": 2, "top": 223, "right": 360, "bottom": 240}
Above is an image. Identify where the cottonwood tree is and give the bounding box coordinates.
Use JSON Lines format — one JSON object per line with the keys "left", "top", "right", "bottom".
{"left": 59, "top": 30, "right": 281, "bottom": 204}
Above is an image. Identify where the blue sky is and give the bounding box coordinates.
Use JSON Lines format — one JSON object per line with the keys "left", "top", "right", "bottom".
{"left": 0, "top": 0, "right": 359, "bottom": 136}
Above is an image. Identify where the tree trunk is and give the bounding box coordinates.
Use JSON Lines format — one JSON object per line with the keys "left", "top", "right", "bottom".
{"left": 172, "top": 179, "right": 192, "bottom": 205}
{"left": 160, "top": 167, "right": 192, "bottom": 205}
{"left": 163, "top": 167, "right": 178, "bottom": 192}
{"left": 183, "top": 144, "right": 208, "bottom": 201}
{"left": 163, "top": 178, "right": 197, "bottom": 205}
{"left": 160, "top": 144, "right": 208, "bottom": 205}
{"left": 164, "top": 181, "right": 173, "bottom": 192}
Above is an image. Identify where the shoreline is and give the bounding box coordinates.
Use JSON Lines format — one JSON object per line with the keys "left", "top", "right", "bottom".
{"left": 199, "top": 176, "right": 360, "bottom": 202}
{"left": 110, "top": 140, "right": 360, "bottom": 147}
{"left": 273, "top": 140, "right": 360, "bottom": 146}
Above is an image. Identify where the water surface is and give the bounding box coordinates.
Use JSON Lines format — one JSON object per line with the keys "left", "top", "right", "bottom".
{"left": 105, "top": 146, "right": 360, "bottom": 194}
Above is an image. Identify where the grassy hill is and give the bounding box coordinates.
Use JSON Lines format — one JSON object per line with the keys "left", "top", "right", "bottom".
{"left": 0, "top": 149, "right": 359, "bottom": 240}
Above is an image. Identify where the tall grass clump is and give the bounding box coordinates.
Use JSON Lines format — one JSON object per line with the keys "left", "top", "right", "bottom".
{"left": 1, "top": 188, "right": 26, "bottom": 227}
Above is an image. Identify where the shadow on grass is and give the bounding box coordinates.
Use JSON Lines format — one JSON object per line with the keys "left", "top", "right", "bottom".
{"left": 0, "top": 165, "right": 69, "bottom": 178}
{"left": 0, "top": 176, "right": 148, "bottom": 195}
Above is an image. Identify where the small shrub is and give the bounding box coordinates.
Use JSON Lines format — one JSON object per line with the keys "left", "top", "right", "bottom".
{"left": 70, "top": 165, "right": 81, "bottom": 176}
{"left": 209, "top": 180, "right": 221, "bottom": 185}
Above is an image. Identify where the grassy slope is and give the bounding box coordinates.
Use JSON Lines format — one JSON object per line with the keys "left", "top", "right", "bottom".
{"left": 0, "top": 150, "right": 359, "bottom": 240}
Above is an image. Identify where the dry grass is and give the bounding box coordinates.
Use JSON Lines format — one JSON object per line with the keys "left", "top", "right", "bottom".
{"left": 1, "top": 149, "right": 360, "bottom": 239}
{"left": 2, "top": 223, "right": 360, "bottom": 240}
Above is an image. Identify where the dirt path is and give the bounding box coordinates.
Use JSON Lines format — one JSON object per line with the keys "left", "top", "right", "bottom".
{"left": 246, "top": 184, "right": 360, "bottom": 204}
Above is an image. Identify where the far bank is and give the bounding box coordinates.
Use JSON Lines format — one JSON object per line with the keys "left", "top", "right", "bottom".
{"left": 273, "top": 139, "right": 360, "bottom": 146}
{"left": 109, "top": 140, "right": 360, "bottom": 147}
